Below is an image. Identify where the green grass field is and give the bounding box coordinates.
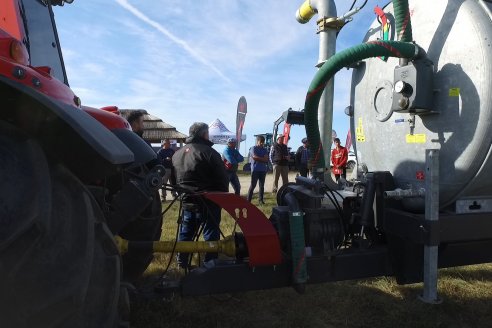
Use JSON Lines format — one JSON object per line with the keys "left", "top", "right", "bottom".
{"left": 131, "top": 192, "right": 492, "bottom": 328}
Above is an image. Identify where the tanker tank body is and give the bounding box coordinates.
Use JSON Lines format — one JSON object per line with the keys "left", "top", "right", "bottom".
{"left": 350, "top": 0, "right": 492, "bottom": 213}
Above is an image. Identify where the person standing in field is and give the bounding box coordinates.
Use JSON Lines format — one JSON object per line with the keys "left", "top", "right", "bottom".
{"left": 127, "top": 110, "right": 152, "bottom": 148}
{"left": 269, "top": 134, "right": 289, "bottom": 193}
{"left": 295, "top": 137, "right": 310, "bottom": 178}
{"left": 172, "top": 122, "right": 228, "bottom": 269}
{"left": 222, "top": 137, "right": 244, "bottom": 195}
{"left": 157, "top": 139, "right": 175, "bottom": 201}
{"left": 247, "top": 135, "right": 269, "bottom": 205}
{"left": 331, "top": 137, "right": 348, "bottom": 181}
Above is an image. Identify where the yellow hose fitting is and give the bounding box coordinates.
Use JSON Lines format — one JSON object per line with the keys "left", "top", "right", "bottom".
{"left": 115, "top": 235, "right": 237, "bottom": 258}
{"left": 218, "top": 235, "right": 236, "bottom": 258}
{"left": 152, "top": 237, "right": 236, "bottom": 257}
{"left": 114, "top": 236, "right": 129, "bottom": 255}
{"left": 296, "top": 0, "right": 316, "bottom": 24}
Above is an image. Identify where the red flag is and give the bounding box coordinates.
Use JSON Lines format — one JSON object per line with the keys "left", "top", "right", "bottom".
{"left": 235, "top": 96, "right": 247, "bottom": 150}
{"left": 282, "top": 123, "right": 291, "bottom": 145}
{"left": 345, "top": 129, "right": 352, "bottom": 151}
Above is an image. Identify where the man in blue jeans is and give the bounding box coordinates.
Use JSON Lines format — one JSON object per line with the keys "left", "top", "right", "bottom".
{"left": 222, "top": 137, "right": 244, "bottom": 195}
{"left": 269, "top": 134, "right": 289, "bottom": 193}
{"left": 172, "top": 122, "right": 229, "bottom": 269}
{"left": 247, "top": 135, "right": 269, "bottom": 205}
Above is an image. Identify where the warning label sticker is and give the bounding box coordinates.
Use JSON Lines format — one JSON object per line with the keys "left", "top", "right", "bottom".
{"left": 356, "top": 118, "right": 366, "bottom": 142}
{"left": 406, "top": 134, "right": 426, "bottom": 143}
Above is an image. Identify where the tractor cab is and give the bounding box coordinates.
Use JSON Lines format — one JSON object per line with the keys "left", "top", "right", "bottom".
{"left": 0, "top": 0, "right": 71, "bottom": 84}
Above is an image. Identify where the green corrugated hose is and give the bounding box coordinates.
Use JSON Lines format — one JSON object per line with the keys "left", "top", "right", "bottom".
{"left": 304, "top": 40, "right": 421, "bottom": 178}
{"left": 393, "top": 0, "right": 414, "bottom": 42}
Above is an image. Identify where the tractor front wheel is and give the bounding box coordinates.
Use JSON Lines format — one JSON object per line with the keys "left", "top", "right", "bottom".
{"left": 0, "top": 124, "right": 128, "bottom": 327}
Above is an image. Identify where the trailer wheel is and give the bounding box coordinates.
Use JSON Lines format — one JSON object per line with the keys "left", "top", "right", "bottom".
{"left": 0, "top": 125, "right": 127, "bottom": 327}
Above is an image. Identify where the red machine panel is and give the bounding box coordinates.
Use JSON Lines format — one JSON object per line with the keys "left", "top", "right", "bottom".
{"left": 204, "top": 192, "right": 282, "bottom": 267}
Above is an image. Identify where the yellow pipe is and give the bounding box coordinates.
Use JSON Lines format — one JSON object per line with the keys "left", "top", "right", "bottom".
{"left": 115, "top": 236, "right": 128, "bottom": 254}
{"left": 296, "top": 0, "right": 316, "bottom": 24}
{"left": 115, "top": 235, "right": 236, "bottom": 258}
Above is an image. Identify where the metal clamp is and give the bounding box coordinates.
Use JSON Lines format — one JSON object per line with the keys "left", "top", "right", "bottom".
{"left": 316, "top": 16, "right": 345, "bottom": 33}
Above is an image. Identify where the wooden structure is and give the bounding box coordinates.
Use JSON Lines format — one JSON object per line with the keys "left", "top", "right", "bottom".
{"left": 119, "top": 109, "right": 187, "bottom": 145}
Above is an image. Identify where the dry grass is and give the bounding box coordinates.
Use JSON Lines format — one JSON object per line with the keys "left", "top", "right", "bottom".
{"left": 131, "top": 193, "right": 492, "bottom": 328}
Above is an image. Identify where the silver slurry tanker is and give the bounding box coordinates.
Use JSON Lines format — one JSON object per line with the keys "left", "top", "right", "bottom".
{"left": 350, "top": 0, "right": 492, "bottom": 212}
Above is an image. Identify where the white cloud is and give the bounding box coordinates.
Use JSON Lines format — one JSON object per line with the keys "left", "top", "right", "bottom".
{"left": 114, "top": 0, "right": 231, "bottom": 82}
{"left": 55, "top": 0, "right": 387, "bottom": 152}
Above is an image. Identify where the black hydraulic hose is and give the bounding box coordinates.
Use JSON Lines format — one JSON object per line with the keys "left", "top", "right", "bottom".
{"left": 349, "top": 0, "right": 357, "bottom": 11}
{"left": 199, "top": 197, "right": 226, "bottom": 239}
{"left": 323, "top": 189, "right": 346, "bottom": 248}
{"left": 161, "top": 194, "right": 178, "bottom": 216}
{"left": 160, "top": 199, "right": 183, "bottom": 277}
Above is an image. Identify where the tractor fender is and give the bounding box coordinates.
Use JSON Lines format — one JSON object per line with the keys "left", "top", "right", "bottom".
{"left": 111, "top": 128, "right": 157, "bottom": 167}
{"left": 0, "top": 75, "right": 135, "bottom": 180}
{"left": 81, "top": 106, "right": 157, "bottom": 167}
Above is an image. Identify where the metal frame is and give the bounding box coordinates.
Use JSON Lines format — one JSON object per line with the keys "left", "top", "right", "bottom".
{"left": 152, "top": 146, "right": 492, "bottom": 299}
{"left": 419, "top": 149, "right": 441, "bottom": 303}
{"left": 180, "top": 247, "right": 392, "bottom": 296}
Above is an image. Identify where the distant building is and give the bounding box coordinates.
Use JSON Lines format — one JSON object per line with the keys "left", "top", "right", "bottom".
{"left": 119, "top": 109, "right": 187, "bottom": 146}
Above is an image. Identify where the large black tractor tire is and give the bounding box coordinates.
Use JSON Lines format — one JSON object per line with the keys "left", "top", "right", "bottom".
{"left": 0, "top": 125, "right": 128, "bottom": 327}
{"left": 119, "top": 191, "right": 163, "bottom": 283}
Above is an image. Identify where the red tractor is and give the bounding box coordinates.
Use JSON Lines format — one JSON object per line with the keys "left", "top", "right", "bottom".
{"left": 0, "top": 3, "right": 326, "bottom": 328}
{"left": 0, "top": 1, "right": 165, "bottom": 326}
{"left": 0, "top": 3, "right": 282, "bottom": 326}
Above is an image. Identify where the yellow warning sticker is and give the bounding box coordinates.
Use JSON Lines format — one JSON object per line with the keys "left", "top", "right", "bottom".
{"left": 449, "top": 88, "right": 460, "bottom": 97}
{"left": 355, "top": 117, "right": 366, "bottom": 142}
{"left": 406, "top": 134, "right": 426, "bottom": 143}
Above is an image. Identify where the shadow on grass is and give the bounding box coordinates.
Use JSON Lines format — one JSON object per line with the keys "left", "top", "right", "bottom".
{"left": 131, "top": 266, "right": 492, "bottom": 328}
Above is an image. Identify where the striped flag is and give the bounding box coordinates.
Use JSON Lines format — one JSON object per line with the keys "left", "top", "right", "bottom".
{"left": 345, "top": 129, "right": 352, "bottom": 151}
{"left": 235, "top": 96, "right": 247, "bottom": 150}
{"left": 282, "top": 123, "right": 291, "bottom": 145}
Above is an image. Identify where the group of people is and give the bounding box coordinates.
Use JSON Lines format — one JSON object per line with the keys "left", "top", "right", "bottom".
{"left": 293, "top": 136, "right": 350, "bottom": 181}
{"left": 223, "top": 133, "right": 290, "bottom": 205}
{"left": 240, "top": 134, "right": 350, "bottom": 204}
{"left": 170, "top": 125, "right": 351, "bottom": 212}
{"left": 127, "top": 112, "right": 349, "bottom": 269}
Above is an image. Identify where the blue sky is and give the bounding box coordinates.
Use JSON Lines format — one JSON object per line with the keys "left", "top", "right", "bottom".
{"left": 54, "top": 0, "right": 387, "bottom": 155}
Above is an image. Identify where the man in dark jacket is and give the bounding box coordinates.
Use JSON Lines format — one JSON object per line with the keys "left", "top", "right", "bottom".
{"left": 127, "top": 110, "right": 152, "bottom": 148}
{"left": 269, "top": 134, "right": 290, "bottom": 193}
{"left": 157, "top": 139, "right": 175, "bottom": 201}
{"left": 222, "top": 137, "right": 244, "bottom": 195}
{"left": 172, "top": 122, "right": 228, "bottom": 268}
{"left": 295, "top": 137, "right": 310, "bottom": 177}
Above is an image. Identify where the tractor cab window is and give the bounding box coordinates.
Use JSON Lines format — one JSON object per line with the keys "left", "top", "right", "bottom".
{"left": 21, "top": 0, "right": 68, "bottom": 84}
